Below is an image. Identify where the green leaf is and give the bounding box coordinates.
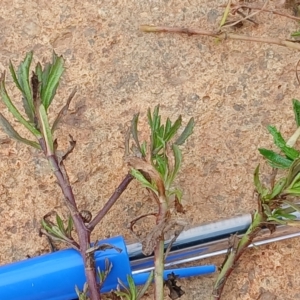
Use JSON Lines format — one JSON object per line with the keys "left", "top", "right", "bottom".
{"left": 164, "top": 115, "right": 182, "bottom": 142}
{"left": 116, "top": 277, "right": 131, "bottom": 296}
{"left": 140, "top": 141, "right": 147, "bottom": 157}
{"left": 267, "top": 125, "right": 299, "bottom": 160}
{"left": 38, "top": 104, "right": 54, "bottom": 154}
{"left": 130, "top": 168, "right": 158, "bottom": 194}
{"left": 164, "top": 118, "right": 171, "bottom": 138}
{"left": 127, "top": 275, "right": 137, "bottom": 299}
{"left": 269, "top": 177, "right": 286, "bottom": 199}
{"left": 154, "top": 155, "right": 168, "bottom": 178}
{"left": 8, "top": 61, "right": 22, "bottom": 91}
{"left": 254, "top": 165, "right": 264, "bottom": 195}
{"left": 0, "top": 113, "right": 40, "bottom": 149}
{"left": 56, "top": 214, "right": 66, "bottom": 236}
{"left": 35, "top": 63, "right": 43, "bottom": 83}
{"left": 258, "top": 148, "right": 292, "bottom": 169}
{"left": 292, "top": 31, "right": 300, "bottom": 37}
{"left": 293, "top": 99, "right": 300, "bottom": 127}
{"left": 40, "top": 52, "right": 64, "bottom": 110}
{"left": 219, "top": 0, "right": 231, "bottom": 28}
{"left": 66, "top": 215, "right": 73, "bottom": 237}
{"left": 147, "top": 107, "right": 153, "bottom": 128}
{"left": 285, "top": 157, "right": 300, "bottom": 187}
{"left": 0, "top": 73, "right": 41, "bottom": 137}
{"left": 167, "top": 144, "right": 182, "bottom": 186}
{"left": 16, "top": 52, "right": 34, "bottom": 120}
{"left": 283, "top": 188, "right": 300, "bottom": 196}
{"left": 175, "top": 117, "right": 195, "bottom": 145}
{"left": 283, "top": 200, "right": 300, "bottom": 213}
{"left": 137, "top": 271, "right": 153, "bottom": 299}
{"left": 131, "top": 113, "right": 142, "bottom": 153}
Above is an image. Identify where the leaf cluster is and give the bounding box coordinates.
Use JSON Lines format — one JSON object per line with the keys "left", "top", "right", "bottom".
{"left": 128, "top": 105, "right": 194, "bottom": 199}
{"left": 40, "top": 212, "right": 76, "bottom": 247}
{"left": 255, "top": 99, "right": 300, "bottom": 226}
{"left": 0, "top": 51, "right": 69, "bottom": 155}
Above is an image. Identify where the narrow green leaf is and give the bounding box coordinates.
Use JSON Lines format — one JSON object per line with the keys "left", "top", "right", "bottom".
{"left": 262, "top": 204, "right": 272, "bottom": 217}
{"left": 127, "top": 275, "right": 137, "bottom": 299}
{"left": 41, "top": 52, "right": 64, "bottom": 110}
{"left": 0, "top": 73, "right": 41, "bottom": 137}
{"left": 285, "top": 157, "right": 300, "bottom": 187}
{"left": 39, "top": 104, "right": 54, "bottom": 154}
{"left": 292, "top": 31, "right": 300, "bottom": 37}
{"left": 283, "top": 200, "right": 300, "bottom": 213}
{"left": 140, "top": 141, "right": 147, "bottom": 157}
{"left": 283, "top": 188, "right": 300, "bottom": 196}
{"left": 269, "top": 177, "right": 286, "bottom": 199}
{"left": 117, "top": 278, "right": 131, "bottom": 295}
{"left": 137, "top": 271, "right": 153, "bottom": 299}
{"left": 275, "top": 211, "right": 297, "bottom": 220}
{"left": 41, "top": 219, "right": 59, "bottom": 237}
{"left": 152, "top": 105, "right": 160, "bottom": 131}
{"left": 258, "top": 148, "right": 292, "bottom": 169}
{"left": 8, "top": 61, "right": 22, "bottom": 91}
{"left": 267, "top": 125, "right": 299, "bottom": 160}
{"left": 254, "top": 165, "right": 264, "bottom": 195}
{"left": 154, "top": 155, "right": 167, "bottom": 178}
{"left": 16, "top": 52, "right": 34, "bottom": 118}
{"left": 164, "top": 115, "right": 182, "bottom": 142}
{"left": 21, "top": 96, "right": 34, "bottom": 123}
{"left": 0, "top": 113, "right": 40, "bottom": 149}
{"left": 168, "top": 144, "right": 182, "bottom": 185}
{"left": 159, "top": 124, "right": 164, "bottom": 138}
{"left": 66, "top": 215, "right": 73, "bottom": 237}
{"left": 56, "top": 214, "right": 66, "bottom": 236}
{"left": 164, "top": 118, "right": 171, "bottom": 138}
{"left": 131, "top": 113, "right": 142, "bottom": 153}
{"left": 174, "top": 117, "right": 195, "bottom": 145}
{"left": 41, "top": 63, "right": 51, "bottom": 92}
{"left": 219, "top": 0, "right": 231, "bottom": 28}
{"left": 130, "top": 168, "right": 158, "bottom": 194}
{"left": 293, "top": 99, "right": 300, "bottom": 127}
{"left": 147, "top": 107, "right": 152, "bottom": 128}
{"left": 35, "top": 63, "right": 43, "bottom": 83}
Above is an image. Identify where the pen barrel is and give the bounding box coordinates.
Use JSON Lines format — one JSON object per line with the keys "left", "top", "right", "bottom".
{"left": 133, "top": 265, "right": 217, "bottom": 286}
{"left": 0, "top": 236, "right": 131, "bottom": 300}
{"left": 129, "top": 213, "right": 300, "bottom": 272}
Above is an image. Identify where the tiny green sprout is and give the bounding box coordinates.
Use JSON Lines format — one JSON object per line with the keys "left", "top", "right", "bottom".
{"left": 75, "top": 283, "right": 89, "bottom": 300}
{"left": 114, "top": 271, "right": 153, "bottom": 300}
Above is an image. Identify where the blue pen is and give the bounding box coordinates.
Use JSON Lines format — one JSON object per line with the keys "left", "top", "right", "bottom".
{"left": 0, "top": 236, "right": 216, "bottom": 300}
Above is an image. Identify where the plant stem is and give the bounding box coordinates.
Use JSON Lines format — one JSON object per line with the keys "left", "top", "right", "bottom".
{"left": 87, "top": 173, "right": 133, "bottom": 231}
{"left": 212, "top": 211, "right": 264, "bottom": 300}
{"left": 154, "top": 239, "right": 165, "bottom": 300}
{"left": 140, "top": 25, "right": 300, "bottom": 51}
{"left": 40, "top": 140, "right": 100, "bottom": 300}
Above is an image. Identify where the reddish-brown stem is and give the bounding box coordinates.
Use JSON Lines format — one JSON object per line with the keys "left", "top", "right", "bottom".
{"left": 140, "top": 25, "right": 300, "bottom": 51}
{"left": 87, "top": 173, "right": 133, "bottom": 231}
{"left": 39, "top": 139, "right": 100, "bottom": 300}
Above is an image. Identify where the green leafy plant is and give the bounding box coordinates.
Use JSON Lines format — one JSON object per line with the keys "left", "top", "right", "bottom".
{"left": 125, "top": 106, "right": 194, "bottom": 300}
{"left": 0, "top": 52, "right": 134, "bottom": 300}
{"left": 0, "top": 52, "right": 195, "bottom": 300}
{"left": 212, "top": 99, "right": 300, "bottom": 299}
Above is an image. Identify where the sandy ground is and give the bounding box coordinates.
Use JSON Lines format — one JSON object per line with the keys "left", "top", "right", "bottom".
{"left": 1, "top": 0, "right": 300, "bottom": 299}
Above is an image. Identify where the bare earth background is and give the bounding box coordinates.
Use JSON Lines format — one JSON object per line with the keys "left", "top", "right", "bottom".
{"left": 1, "top": 0, "right": 300, "bottom": 299}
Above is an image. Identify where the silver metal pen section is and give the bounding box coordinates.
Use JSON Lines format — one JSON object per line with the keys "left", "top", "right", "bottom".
{"left": 127, "top": 212, "right": 300, "bottom": 274}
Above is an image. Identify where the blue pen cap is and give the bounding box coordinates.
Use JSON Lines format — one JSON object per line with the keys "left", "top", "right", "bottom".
{"left": 0, "top": 236, "right": 131, "bottom": 300}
